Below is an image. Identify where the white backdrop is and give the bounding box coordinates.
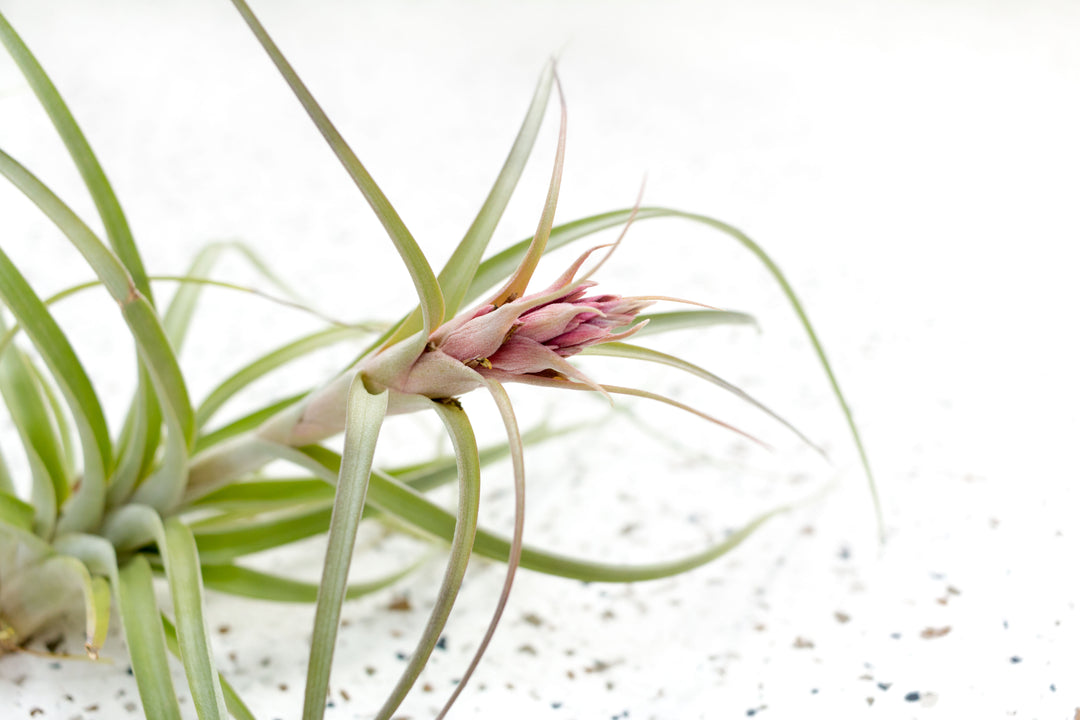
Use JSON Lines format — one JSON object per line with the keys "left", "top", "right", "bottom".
{"left": 1, "top": 1, "right": 1078, "bottom": 718}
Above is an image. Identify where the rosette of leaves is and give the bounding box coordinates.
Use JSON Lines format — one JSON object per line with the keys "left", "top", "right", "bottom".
{"left": 0, "top": 2, "right": 876, "bottom": 719}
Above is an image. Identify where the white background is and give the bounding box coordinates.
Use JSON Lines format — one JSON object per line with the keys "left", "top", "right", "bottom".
{"left": 1, "top": 1, "right": 1079, "bottom": 718}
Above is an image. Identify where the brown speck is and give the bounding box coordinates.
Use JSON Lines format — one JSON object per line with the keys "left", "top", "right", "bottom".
{"left": 522, "top": 613, "right": 544, "bottom": 627}
{"left": 567, "top": 670, "right": 575, "bottom": 679}
{"left": 834, "top": 611, "right": 851, "bottom": 624}
{"left": 754, "top": 623, "right": 767, "bottom": 632}
{"left": 800, "top": 525, "right": 815, "bottom": 535}
{"left": 793, "top": 636, "right": 815, "bottom": 649}
{"left": 518, "top": 644, "right": 537, "bottom": 655}
{"left": 388, "top": 595, "right": 412, "bottom": 612}
{"left": 278, "top": 683, "right": 288, "bottom": 692}
{"left": 340, "top": 689, "right": 351, "bottom": 702}
{"left": 83, "top": 705, "right": 99, "bottom": 712}
{"left": 1073, "top": 708, "right": 1079, "bottom": 720}
{"left": 365, "top": 666, "right": 376, "bottom": 676}
{"left": 30, "top": 709, "right": 44, "bottom": 717}
{"left": 584, "top": 659, "right": 612, "bottom": 673}
{"left": 217, "top": 625, "right": 230, "bottom": 635}
{"left": 601, "top": 610, "right": 616, "bottom": 621}
{"left": 947, "top": 585, "right": 961, "bottom": 595}
{"left": 422, "top": 683, "right": 434, "bottom": 693}
{"left": 228, "top": 652, "right": 238, "bottom": 663}
{"left": 866, "top": 697, "right": 875, "bottom": 706}
{"left": 921, "top": 626, "right": 951, "bottom": 639}
{"left": 124, "top": 702, "right": 138, "bottom": 712}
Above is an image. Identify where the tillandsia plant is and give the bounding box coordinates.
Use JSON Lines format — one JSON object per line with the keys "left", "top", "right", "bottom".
{"left": 0, "top": 2, "right": 878, "bottom": 719}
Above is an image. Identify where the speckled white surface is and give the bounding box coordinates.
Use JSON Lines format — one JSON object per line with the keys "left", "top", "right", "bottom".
{"left": 1, "top": 1, "right": 1079, "bottom": 718}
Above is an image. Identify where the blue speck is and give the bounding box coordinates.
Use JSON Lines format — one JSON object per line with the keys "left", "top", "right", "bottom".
{"left": 904, "top": 691, "right": 920, "bottom": 702}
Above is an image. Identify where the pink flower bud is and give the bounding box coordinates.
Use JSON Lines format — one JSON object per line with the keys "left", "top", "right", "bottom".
{"left": 363, "top": 259, "right": 652, "bottom": 400}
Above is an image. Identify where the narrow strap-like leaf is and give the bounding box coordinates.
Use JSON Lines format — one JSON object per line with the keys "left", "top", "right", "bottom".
{"left": 199, "top": 561, "right": 418, "bottom": 604}
{"left": 0, "top": 11, "right": 152, "bottom": 302}
{"left": 436, "top": 379, "right": 526, "bottom": 717}
{"left": 196, "top": 326, "right": 367, "bottom": 429}
{"left": 0, "top": 332, "right": 70, "bottom": 507}
{"left": 489, "top": 74, "right": 568, "bottom": 307}
{"left": 382, "top": 61, "right": 557, "bottom": 347}
{"left": 583, "top": 341, "right": 823, "bottom": 453}
{"left": 159, "top": 615, "right": 257, "bottom": 720}
{"left": 630, "top": 308, "right": 758, "bottom": 336}
{"left": 371, "top": 401, "right": 482, "bottom": 720}
{"left": 470, "top": 205, "right": 880, "bottom": 533}
{"left": 228, "top": 0, "right": 444, "bottom": 335}
{"left": 0, "top": 246, "right": 109, "bottom": 533}
{"left": 161, "top": 517, "right": 229, "bottom": 719}
{"left": 116, "top": 555, "right": 183, "bottom": 720}
{"left": 303, "top": 377, "right": 387, "bottom": 720}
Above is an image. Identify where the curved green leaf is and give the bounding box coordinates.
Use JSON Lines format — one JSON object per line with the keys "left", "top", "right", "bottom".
{"left": 382, "top": 60, "right": 556, "bottom": 347}
{"left": 303, "top": 377, "right": 387, "bottom": 720}
{"left": 470, "top": 206, "right": 879, "bottom": 532}
{"left": 228, "top": 0, "right": 444, "bottom": 335}
{"left": 159, "top": 615, "right": 256, "bottom": 720}
{"left": 162, "top": 518, "right": 228, "bottom": 719}
{"left": 0, "top": 245, "right": 109, "bottom": 534}
{"left": 196, "top": 326, "right": 369, "bottom": 429}
{"left": 117, "top": 555, "right": 183, "bottom": 720}
{"left": 0, "top": 11, "right": 151, "bottom": 301}
{"left": 371, "top": 400, "right": 481, "bottom": 720}
{"left": 199, "top": 561, "right": 418, "bottom": 604}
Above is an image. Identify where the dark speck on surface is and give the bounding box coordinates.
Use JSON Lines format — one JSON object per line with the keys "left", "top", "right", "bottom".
{"left": 125, "top": 666, "right": 134, "bottom": 676}
{"left": 878, "top": 682, "right": 892, "bottom": 691}
{"left": 436, "top": 636, "right": 448, "bottom": 651}
{"left": 1050, "top": 684, "right": 1056, "bottom": 692}
{"left": 1010, "top": 656, "right": 1022, "bottom": 663}
{"left": 551, "top": 702, "right": 562, "bottom": 709}
{"left": 811, "top": 688, "right": 819, "bottom": 694}
{"left": 890, "top": 632, "right": 901, "bottom": 639}
{"left": 905, "top": 691, "right": 921, "bottom": 702}
{"left": 395, "top": 651, "right": 407, "bottom": 661}
{"left": 48, "top": 662, "right": 61, "bottom": 670}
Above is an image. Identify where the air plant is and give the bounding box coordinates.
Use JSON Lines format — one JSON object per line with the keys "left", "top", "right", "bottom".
{"left": 0, "top": 2, "right": 877, "bottom": 719}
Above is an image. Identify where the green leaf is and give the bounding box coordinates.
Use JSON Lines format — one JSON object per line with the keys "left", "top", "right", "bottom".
{"left": 191, "top": 504, "right": 333, "bottom": 564}
{"left": 582, "top": 341, "right": 822, "bottom": 453}
{"left": 370, "top": 400, "right": 482, "bottom": 720}
{"left": 0, "top": 493, "right": 35, "bottom": 531}
{"left": 0, "top": 11, "right": 152, "bottom": 302}
{"left": 0, "top": 333, "right": 70, "bottom": 507}
{"left": 117, "top": 555, "right": 183, "bottom": 720}
{"left": 190, "top": 477, "right": 333, "bottom": 512}
{"left": 161, "top": 517, "right": 228, "bottom": 719}
{"left": 159, "top": 615, "right": 257, "bottom": 720}
{"left": 382, "top": 60, "right": 556, "bottom": 347}
{"left": 195, "top": 392, "right": 307, "bottom": 454}
{"left": 630, "top": 308, "right": 758, "bottom": 337}
{"left": 437, "top": 379, "right": 525, "bottom": 716}
{"left": 199, "top": 561, "right": 418, "bottom": 604}
{"left": 473, "top": 205, "right": 880, "bottom": 533}
{"left": 0, "top": 148, "right": 196, "bottom": 518}
{"left": 0, "top": 246, "right": 109, "bottom": 534}
{"left": 196, "top": 326, "right": 369, "bottom": 429}
{"left": 303, "top": 377, "right": 387, "bottom": 720}
{"left": 228, "top": 0, "right": 444, "bottom": 335}
{"left": 489, "top": 75, "right": 567, "bottom": 308}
